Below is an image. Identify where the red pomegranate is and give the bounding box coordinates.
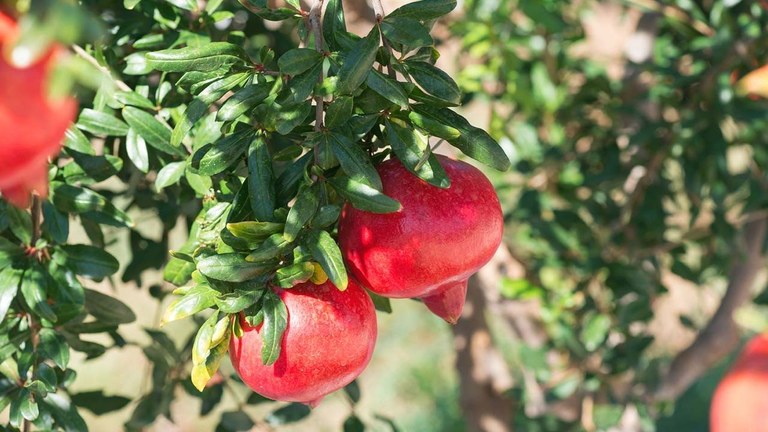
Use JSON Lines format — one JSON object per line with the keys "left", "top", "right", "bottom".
{"left": 0, "top": 11, "right": 77, "bottom": 208}
{"left": 229, "top": 279, "right": 377, "bottom": 406}
{"left": 710, "top": 334, "right": 768, "bottom": 432}
{"left": 338, "top": 155, "right": 503, "bottom": 324}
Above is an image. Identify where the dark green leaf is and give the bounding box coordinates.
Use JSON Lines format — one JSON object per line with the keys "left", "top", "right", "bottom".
{"left": 344, "top": 380, "right": 361, "bottom": 403}
{"left": 388, "top": 0, "right": 456, "bottom": 19}
{"left": 407, "top": 110, "right": 460, "bottom": 139}
{"left": 226, "top": 221, "right": 284, "bottom": 241}
{"left": 368, "top": 291, "right": 392, "bottom": 313}
{"left": 325, "top": 96, "right": 354, "bottom": 129}
{"left": 328, "top": 176, "right": 401, "bottom": 213}
{"left": 114, "top": 91, "right": 155, "bottom": 109}
{"left": 276, "top": 151, "right": 313, "bottom": 206}
{"left": 366, "top": 70, "right": 409, "bottom": 108}
{"left": 386, "top": 119, "right": 450, "bottom": 188}
{"left": 123, "top": 107, "right": 185, "bottom": 156}
{"left": 265, "top": 403, "right": 311, "bottom": 425}
{"left": 329, "top": 132, "right": 382, "bottom": 190}
{"left": 405, "top": 61, "right": 460, "bottom": 105}
{"left": 162, "top": 285, "right": 218, "bottom": 324}
{"left": 216, "top": 289, "right": 264, "bottom": 314}
{"left": 220, "top": 411, "right": 255, "bottom": 431}
{"left": 38, "top": 328, "right": 69, "bottom": 369}
{"left": 0, "top": 267, "right": 22, "bottom": 322}
{"left": 76, "top": 109, "right": 129, "bottom": 136}
{"left": 343, "top": 415, "right": 365, "bottom": 432}
{"left": 218, "top": 81, "right": 272, "bottom": 121}
{"left": 323, "top": 0, "right": 349, "bottom": 51}
{"left": 336, "top": 26, "right": 380, "bottom": 95}
{"left": 198, "top": 72, "right": 250, "bottom": 104}
{"left": 63, "top": 126, "right": 94, "bottom": 154}
{"left": 7, "top": 205, "right": 32, "bottom": 244}
{"left": 274, "top": 262, "right": 314, "bottom": 288}
{"left": 247, "top": 135, "right": 276, "bottom": 222}
{"left": 283, "top": 186, "right": 319, "bottom": 241}
{"left": 381, "top": 17, "right": 433, "bottom": 47}
{"left": 20, "top": 266, "right": 57, "bottom": 322}
{"left": 197, "top": 254, "right": 273, "bottom": 282}
{"left": 278, "top": 48, "right": 323, "bottom": 76}
{"left": 171, "top": 99, "right": 209, "bottom": 147}
{"left": 146, "top": 42, "right": 247, "bottom": 72}
{"left": 59, "top": 244, "right": 119, "bottom": 279}
{"left": 43, "top": 393, "right": 88, "bottom": 432}
{"left": 71, "top": 391, "right": 131, "bottom": 415}
{"left": 312, "top": 204, "right": 341, "bottom": 228}
{"left": 51, "top": 183, "right": 106, "bottom": 213}
{"left": 197, "top": 130, "right": 254, "bottom": 176}
{"left": 245, "top": 233, "right": 292, "bottom": 262}
{"left": 84, "top": 288, "right": 136, "bottom": 324}
{"left": 302, "top": 229, "right": 347, "bottom": 290}
{"left": 42, "top": 201, "right": 68, "bottom": 243}
{"left": 260, "top": 289, "right": 288, "bottom": 366}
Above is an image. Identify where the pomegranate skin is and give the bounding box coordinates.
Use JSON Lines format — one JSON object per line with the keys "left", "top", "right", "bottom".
{"left": 229, "top": 280, "right": 377, "bottom": 406}
{"left": 338, "top": 155, "right": 503, "bottom": 322}
{"left": 710, "top": 334, "right": 768, "bottom": 432}
{"left": 0, "top": 12, "right": 77, "bottom": 208}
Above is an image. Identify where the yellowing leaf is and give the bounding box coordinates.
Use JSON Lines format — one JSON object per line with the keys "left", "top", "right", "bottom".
{"left": 310, "top": 262, "right": 328, "bottom": 285}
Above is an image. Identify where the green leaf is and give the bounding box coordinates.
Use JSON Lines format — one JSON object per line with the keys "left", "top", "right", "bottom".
{"left": 266, "top": 403, "right": 311, "bottom": 425}
{"left": 76, "top": 109, "right": 129, "bottom": 136}
{"left": 283, "top": 186, "right": 319, "bottom": 242}
{"left": 245, "top": 233, "right": 292, "bottom": 262}
{"left": 216, "top": 289, "right": 264, "bottom": 314}
{"left": 276, "top": 151, "right": 313, "bottom": 206}
{"left": 369, "top": 291, "right": 392, "bottom": 313}
{"left": 313, "top": 204, "right": 341, "bottom": 228}
{"left": 247, "top": 136, "right": 276, "bottom": 222}
{"left": 171, "top": 99, "right": 209, "bottom": 147}
{"left": 366, "top": 70, "right": 409, "bottom": 108}
{"left": 7, "top": 205, "right": 32, "bottom": 244}
{"left": 343, "top": 415, "right": 365, "bottom": 432}
{"left": 126, "top": 128, "right": 150, "bottom": 173}
{"left": 42, "top": 201, "right": 69, "bottom": 243}
{"left": 71, "top": 391, "right": 131, "bottom": 415}
{"left": 581, "top": 314, "right": 612, "bottom": 352}
{"left": 113, "top": 91, "right": 155, "bottom": 110}
{"left": 323, "top": 0, "right": 348, "bottom": 51}
{"left": 274, "top": 262, "right": 314, "bottom": 288}
{"left": 407, "top": 110, "right": 461, "bottom": 139}
{"left": 43, "top": 392, "right": 88, "bottom": 432}
{"left": 405, "top": 61, "right": 461, "bottom": 105}
{"left": 226, "top": 221, "right": 284, "bottom": 241}
{"left": 65, "top": 150, "right": 123, "bottom": 183}
{"left": 0, "top": 267, "right": 22, "bottom": 322}
{"left": 20, "top": 266, "right": 57, "bottom": 322}
{"left": 385, "top": 119, "right": 450, "bottom": 188}
{"left": 260, "top": 289, "right": 288, "bottom": 366}
{"left": 84, "top": 288, "right": 136, "bottom": 324}
{"left": 59, "top": 244, "right": 119, "bottom": 279}
{"left": 162, "top": 285, "right": 218, "bottom": 324}
{"left": 278, "top": 48, "right": 323, "bottom": 76}
{"left": 325, "top": 96, "right": 354, "bottom": 129}
{"left": 63, "top": 126, "right": 94, "bottom": 154}
{"left": 327, "top": 176, "right": 401, "bottom": 213}
{"left": 197, "top": 254, "right": 273, "bottom": 282}
{"left": 51, "top": 183, "right": 105, "bottom": 213}
{"left": 155, "top": 161, "right": 186, "bottom": 190}
{"left": 220, "top": 411, "right": 256, "bottom": 431}
{"left": 192, "top": 311, "right": 218, "bottom": 368}
{"left": 197, "top": 130, "right": 254, "bottom": 176}
{"left": 302, "top": 230, "right": 347, "bottom": 290}
{"left": 381, "top": 17, "right": 433, "bottom": 47}
{"left": 218, "top": 81, "right": 272, "bottom": 121}
{"left": 123, "top": 107, "right": 184, "bottom": 156}
{"left": 336, "top": 26, "right": 380, "bottom": 95}
{"left": 146, "top": 42, "right": 247, "bottom": 72}
{"left": 388, "top": 0, "right": 456, "bottom": 19}
{"left": 19, "top": 388, "right": 38, "bottom": 422}
{"left": 38, "top": 328, "right": 69, "bottom": 369}
{"left": 329, "top": 132, "right": 382, "bottom": 190}
{"left": 197, "top": 72, "right": 251, "bottom": 104}
{"left": 411, "top": 105, "right": 511, "bottom": 171}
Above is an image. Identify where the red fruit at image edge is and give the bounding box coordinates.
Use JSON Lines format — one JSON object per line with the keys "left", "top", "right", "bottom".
{"left": 338, "top": 155, "right": 504, "bottom": 324}
{"left": 0, "top": 12, "right": 77, "bottom": 208}
{"left": 229, "top": 280, "right": 377, "bottom": 407}
{"left": 710, "top": 334, "right": 768, "bottom": 432}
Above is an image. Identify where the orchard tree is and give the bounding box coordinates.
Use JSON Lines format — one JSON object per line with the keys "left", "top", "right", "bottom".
{"left": 0, "top": 0, "right": 509, "bottom": 430}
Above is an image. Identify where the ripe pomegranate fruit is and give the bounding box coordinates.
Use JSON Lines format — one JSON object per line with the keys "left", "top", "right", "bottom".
{"left": 710, "top": 334, "right": 768, "bottom": 432}
{"left": 0, "top": 11, "right": 77, "bottom": 208}
{"left": 229, "top": 279, "right": 377, "bottom": 406}
{"left": 338, "top": 155, "right": 503, "bottom": 324}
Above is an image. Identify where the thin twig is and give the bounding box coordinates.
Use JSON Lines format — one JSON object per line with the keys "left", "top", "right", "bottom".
{"left": 30, "top": 194, "right": 42, "bottom": 246}
{"left": 372, "top": 0, "right": 386, "bottom": 21}
{"left": 71, "top": 44, "right": 131, "bottom": 92}
{"left": 414, "top": 139, "right": 444, "bottom": 171}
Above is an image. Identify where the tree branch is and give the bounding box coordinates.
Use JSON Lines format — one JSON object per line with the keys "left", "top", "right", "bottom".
{"left": 71, "top": 44, "right": 131, "bottom": 92}
{"left": 307, "top": 0, "right": 325, "bottom": 131}
{"left": 653, "top": 215, "right": 768, "bottom": 401}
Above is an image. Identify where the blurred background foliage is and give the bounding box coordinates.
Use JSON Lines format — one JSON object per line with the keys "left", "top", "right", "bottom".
{"left": 2, "top": 0, "right": 768, "bottom": 431}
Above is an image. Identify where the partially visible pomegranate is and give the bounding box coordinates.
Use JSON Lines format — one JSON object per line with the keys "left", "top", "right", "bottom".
{"left": 710, "top": 334, "right": 768, "bottom": 432}
{"left": 735, "top": 64, "right": 768, "bottom": 99}
{"left": 338, "top": 155, "right": 503, "bottom": 324}
{"left": 0, "top": 11, "right": 77, "bottom": 208}
{"left": 229, "top": 280, "right": 377, "bottom": 407}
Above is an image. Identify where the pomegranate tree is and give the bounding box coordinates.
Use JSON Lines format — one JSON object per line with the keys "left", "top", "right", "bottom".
{"left": 338, "top": 155, "right": 504, "bottom": 323}
{"left": 229, "top": 279, "right": 377, "bottom": 406}
{"left": 710, "top": 334, "right": 768, "bottom": 432}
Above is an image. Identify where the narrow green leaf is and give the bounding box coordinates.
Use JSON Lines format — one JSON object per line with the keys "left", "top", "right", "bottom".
{"left": 38, "top": 328, "right": 69, "bottom": 369}
{"left": 386, "top": 119, "right": 450, "bottom": 188}
{"left": 366, "top": 70, "right": 409, "bottom": 108}
{"left": 217, "top": 81, "right": 272, "bottom": 121}
{"left": 163, "top": 285, "right": 218, "bottom": 325}
{"left": 84, "top": 288, "right": 136, "bottom": 324}
{"left": 302, "top": 230, "right": 347, "bottom": 290}
{"left": 388, "top": 0, "right": 456, "bottom": 19}
{"left": 283, "top": 186, "right": 319, "bottom": 241}
{"left": 279, "top": 62, "right": 322, "bottom": 104}
{"left": 325, "top": 96, "right": 354, "bottom": 129}
{"left": 197, "top": 254, "right": 273, "bottom": 282}
{"left": 0, "top": 268, "right": 22, "bottom": 322}
{"left": 171, "top": 99, "right": 209, "bottom": 147}
{"left": 123, "top": 107, "right": 184, "bottom": 156}
{"left": 407, "top": 110, "right": 461, "bottom": 139}
{"left": 247, "top": 136, "right": 276, "bottom": 222}
{"left": 60, "top": 244, "right": 119, "bottom": 279}
{"left": 20, "top": 266, "right": 57, "bottom": 322}
{"left": 51, "top": 183, "right": 106, "bottom": 214}
{"left": 216, "top": 289, "right": 264, "bottom": 314}
{"left": 7, "top": 205, "right": 32, "bottom": 244}
{"left": 260, "top": 290, "right": 288, "bottom": 366}
{"left": 381, "top": 17, "right": 433, "bottom": 47}
{"left": 336, "top": 26, "right": 380, "bottom": 95}
{"left": 146, "top": 42, "right": 247, "bottom": 72}
{"left": 114, "top": 91, "right": 155, "bottom": 110}
{"left": 329, "top": 132, "right": 382, "bottom": 190}
{"left": 76, "top": 109, "right": 129, "bottom": 136}
{"left": 126, "top": 128, "right": 150, "bottom": 173}
{"left": 192, "top": 311, "right": 218, "bottom": 368}
{"left": 266, "top": 403, "right": 311, "bottom": 425}
{"left": 278, "top": 48, "right": 323, "bottom": 76}
{"left": 274, "top": 262, "right": 314, "bottom": 288}
{"left": 197, "top": 130, "right": 254, "bottom": 176}
{"left": 155, "top": 162, "right": 186, "bottom": 190}
{"left": 328, "top": 176, "right": 401, "bottom": 213}
{"left": 197, "top": 72, "right": 250, "bottom": 104}
{"left": 71, "top": 391, "right": 132, "bottom": 416}
{"left": 323, "top": 0, "right": 348, "bottom": 51}
{"left": 42, "top": 201, "right": 69, "bottom": 243}
{"left": 226, "top": 221, "right": 284, "bottom": 241}
{"left": 405, "top": 60, "right": 461, "bottom": 105}
{"left": 245, "top": 233, "right": 291, "bottom": 262}
{"left": 63, "top": 126, "right": 94, "bottom": 154}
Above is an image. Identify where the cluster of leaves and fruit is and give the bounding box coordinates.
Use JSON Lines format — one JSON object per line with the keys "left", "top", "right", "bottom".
{"left": 0, "top": 0, "right": 510, "bottom": 430}
{"left": 455, "top": 0, "right": 768, "bottom": 429}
